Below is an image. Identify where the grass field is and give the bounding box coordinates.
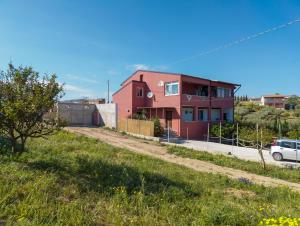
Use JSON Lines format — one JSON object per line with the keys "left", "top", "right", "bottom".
{"left": 1, "top": 131, "right": 300, "bottom": 225}
{"left": 167, "top": 145, "right": 300, "bottom": 183}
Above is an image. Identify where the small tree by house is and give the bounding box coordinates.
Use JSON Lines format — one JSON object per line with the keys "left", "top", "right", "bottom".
{"left": 210, "top": 122, "right": 235, "bottom": 138}
{"left": 153, "top": 117, "right": 164, "bottom": 137}
{"left": 0, "top": 64, "right": 63, "bottom": 155}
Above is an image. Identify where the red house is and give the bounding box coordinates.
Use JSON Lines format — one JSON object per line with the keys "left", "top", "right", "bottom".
{"left": 113, "top": 70, "right": 240, "bottom": 140}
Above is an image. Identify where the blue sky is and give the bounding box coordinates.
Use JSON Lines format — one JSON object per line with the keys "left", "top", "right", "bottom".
{"left": 0, "top": 0, "right": 299, "bottom": 99}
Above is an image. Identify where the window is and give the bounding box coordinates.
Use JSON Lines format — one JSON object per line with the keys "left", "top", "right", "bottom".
{"left": 223, "top": 108, "right": 233, "bottom": 122}
{"left": 216, "top": 87, "right": 232, "bottom": 98}
{"left": 280, "top": 141, "right": 296, "bottom": 149}
{"left": 211, "top": 87, "right": 217, "bottom": 97}
{"left": 196, "top": 86, "right": 208, "bottom": 97}
{"left": 211, "top": 108, "right": 221, "bottom": 121}
{"left": 182, "top": 107, "right": 194, "bottom": 121}
{"left": 165, "top": 82, "right": 179, "bottom": 96}
{"left": 198, "top": 108, "right": 208, "bottom": 121}
{"left": 137, "top": 87, "right": 143, "bottom": 97}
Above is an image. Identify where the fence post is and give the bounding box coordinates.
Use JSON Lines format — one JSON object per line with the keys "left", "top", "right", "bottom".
{"left": 187, "top": 127, "right": 189, "bottom": 141}
{"left": 236, "top": 123, "right": 239, "bottom": 147}
{"left": 126, "top": 118, "right": 128, "bottom": 132}
{"left": 260, "top": 127, "right": 266, "bottom": 170}
{"left": 207, "top": 122, "right": 210, "bottom": 151}
{"left": 167, "top": 121, "right": 170, "bottom": 143}
{"left": 139, "top": 120, "right": 141, "bottom": 135}
{"left": 207, "top": 122, "right": 210, "bottom": 142}
{"left": 219, "top": 121, "right": 222, "bottom": 143}
{"left": 296, "top": 139, "right": 298, "bottom": 163}
{"left": 256, "top": 123, "right": 259, "bottom": 149}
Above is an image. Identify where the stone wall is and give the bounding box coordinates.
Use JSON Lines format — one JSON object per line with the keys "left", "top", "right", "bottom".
{"left": 57, "top": 103, "right": 96, "bottom": 126}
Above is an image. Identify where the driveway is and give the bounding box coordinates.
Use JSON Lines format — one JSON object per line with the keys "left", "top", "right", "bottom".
{"left": 163, "top": 139, "right": 300, "bottom": 168}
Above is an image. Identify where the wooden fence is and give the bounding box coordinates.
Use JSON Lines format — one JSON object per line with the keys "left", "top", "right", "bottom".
{"left": 118, "top": 118, "right": 154, "bottom": 137}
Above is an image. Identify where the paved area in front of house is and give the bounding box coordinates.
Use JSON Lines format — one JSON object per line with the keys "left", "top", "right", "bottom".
{"left": 163, "top": 139, "right": 300, "bottom": 168}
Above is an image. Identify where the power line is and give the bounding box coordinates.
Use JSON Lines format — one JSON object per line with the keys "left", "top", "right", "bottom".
{"left": 168, "top": 17, "right": 300, "bottom": 66}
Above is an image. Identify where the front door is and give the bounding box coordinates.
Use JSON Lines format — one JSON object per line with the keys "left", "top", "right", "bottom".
{"left": 165, "top": 111, "right": 173, "bottom": 128}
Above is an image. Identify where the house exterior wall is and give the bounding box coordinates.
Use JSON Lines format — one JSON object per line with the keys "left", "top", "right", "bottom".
{"left": 114, "top": 71, "right": 182, "bottom": 135}
{"left": 124, "top": 71, "right": 181, "bottom": 108}
{"left": 113, "top": 70, "right": 238, "bottom": 140}
{"left": 113, "top": 82, "right": 133, "bottom": 118}
{"left": 261, "top": 96, "right": 287, "bottom": 109}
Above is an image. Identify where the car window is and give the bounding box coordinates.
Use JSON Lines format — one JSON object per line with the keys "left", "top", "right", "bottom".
{"left": 280, "top": 141, "right": 296, "bottom": 149}
{"left": 297, "top": 143, "right": 300, "bottom": 150}
{"left": 276, "top": 141, "right": 281, "bottom": 146}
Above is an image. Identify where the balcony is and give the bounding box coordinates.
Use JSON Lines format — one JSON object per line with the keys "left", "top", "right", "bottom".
{"left": 181, "top": 94, "right": 210, "bottom": 106}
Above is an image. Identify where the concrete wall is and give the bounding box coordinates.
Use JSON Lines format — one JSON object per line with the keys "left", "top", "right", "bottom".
{"left": 95, "top": 103, "right": 117, "bottom": 128}
{"left": 57, "top": 103, "right": 96, "bottom": 126}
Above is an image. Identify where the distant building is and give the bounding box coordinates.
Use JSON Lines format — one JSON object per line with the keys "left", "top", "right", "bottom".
{"left": 249, "top": 97, "right": 261, "bottom": 105}
{"left": 261, "top": 94, "right": 289, "bottom": 109}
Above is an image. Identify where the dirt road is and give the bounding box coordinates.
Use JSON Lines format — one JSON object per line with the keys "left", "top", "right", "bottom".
{"left": 66, "top": 127, "right": 300, "bottom": 193}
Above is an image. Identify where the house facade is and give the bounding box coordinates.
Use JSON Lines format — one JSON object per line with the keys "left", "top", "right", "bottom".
{"left": 113, "top": 70, "right": 240, "bottom": 140}
{"left": 261, "top": 94, "right": 289, "bottom": 109}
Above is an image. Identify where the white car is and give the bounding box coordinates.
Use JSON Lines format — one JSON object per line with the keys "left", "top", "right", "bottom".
{"left": 271, "top": 139, "right": 300, "bottom": 161}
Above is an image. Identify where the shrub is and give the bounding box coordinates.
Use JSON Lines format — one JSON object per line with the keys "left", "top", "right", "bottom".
{"left": 239, "top": 126, "right": 275, "bottom": 146}
{"left": 287, "top": 129, "right": 300, "bottom": 140}
{"left": 153, "top": 117, "right": 164, "bottom": 137}
{"left": 210, "top": 122, "right": 235, "bottom": 138}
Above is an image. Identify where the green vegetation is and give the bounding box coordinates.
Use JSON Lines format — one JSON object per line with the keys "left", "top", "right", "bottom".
{"left": 210, "top": 98, "right": 300, "bottom": 146}
{"left": 235, "top": 99, "right": 300, "bottom": 139}
{"left": 167, "top": 145, "right": 300, "bottom": 183}
{"left": 0, "top": 63, "right": 63, "bottom": 155}
{"left": 1, "top": 132, "right": 300, "bottom": 225}
{"left": 153, "top": 117, "right": 164, "bottom": 137}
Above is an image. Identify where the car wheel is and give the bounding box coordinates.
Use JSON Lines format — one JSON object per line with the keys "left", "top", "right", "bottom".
{"left": 272, "top": 152, "right": 283, "bottom": 161}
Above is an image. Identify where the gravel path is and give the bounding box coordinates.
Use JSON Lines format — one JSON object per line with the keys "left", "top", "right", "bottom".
{"left": 66, "top": 127, "right": 300, "bottom": 193}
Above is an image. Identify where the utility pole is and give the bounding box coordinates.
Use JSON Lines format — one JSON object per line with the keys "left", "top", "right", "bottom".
{"left": 107, "top": 80, "right": 110, "bottom": 103}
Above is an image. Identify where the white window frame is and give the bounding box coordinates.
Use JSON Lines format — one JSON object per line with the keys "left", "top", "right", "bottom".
{"left": 165, "top": 81, "right": 179, "bottom": 96}
{"left": 217, "top": 87, "right": 232, "bottom": 98}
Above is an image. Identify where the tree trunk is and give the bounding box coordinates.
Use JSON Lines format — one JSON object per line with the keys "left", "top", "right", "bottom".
{"left": 11, "top": 139, "right": 17, "bottom": 154}
{"left": 259, "top": 128, "right": 267, "bottom": 170}
{"left": 20, "top": 137, "right": 26, "bottom": 153}
{"left": 258, "top": 148, "right": 267, "bottom": 170}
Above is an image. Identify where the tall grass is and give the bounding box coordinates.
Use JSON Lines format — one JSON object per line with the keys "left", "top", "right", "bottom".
{"left": 0, "top": 131, "right": 299, "bottom": 225}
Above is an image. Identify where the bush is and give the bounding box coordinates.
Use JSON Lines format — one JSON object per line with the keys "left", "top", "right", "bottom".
{"left": 239, "top": 126, "right": 275, "bottom": 146}
{"left": 287, "top": 129, "right": 300, "bottom": 140}
{"left": 210, "top": 122, "right": 235, "bottom": 138}
{"left": 153, "top": 117, "right": 164, "bottom": 137}
{"left": 0, "top": 136, "right": 11, "bottom": 155}
{"left": 132, "top": 109, "right": 147, "bottom": 120}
